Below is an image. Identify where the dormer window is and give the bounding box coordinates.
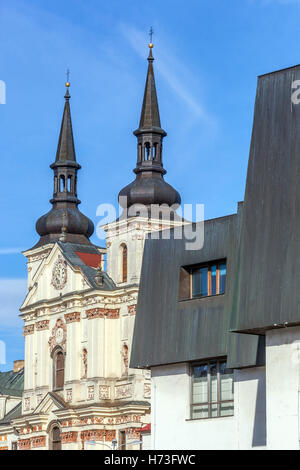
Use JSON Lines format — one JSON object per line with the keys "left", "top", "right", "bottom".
{"left": 179, "top": 260, "right": 226, "bottom": 300}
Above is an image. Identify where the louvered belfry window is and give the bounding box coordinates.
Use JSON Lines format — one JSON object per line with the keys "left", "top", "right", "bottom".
{"left": 55, "top": 350, "right": 64, "bottom": 390}
{"left": 122, "top": 244, "right": 128, "bottom": 283}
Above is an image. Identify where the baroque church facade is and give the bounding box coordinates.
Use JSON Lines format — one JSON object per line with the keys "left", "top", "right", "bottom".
{"left": 0, "top": 43, "right": 182, "bottom": 450}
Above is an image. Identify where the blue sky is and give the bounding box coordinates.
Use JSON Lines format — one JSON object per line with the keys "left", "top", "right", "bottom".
{"left": 1, "top": 0, "right": 300, "bottom": 369}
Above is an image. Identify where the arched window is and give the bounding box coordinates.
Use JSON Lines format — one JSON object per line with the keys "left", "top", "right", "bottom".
{"left": 50, "top": 426, "right": 61, "bottom": 450}
{"left": 121, "top": 244, "right": 127, "bottom": 283}
{"left": 145, "top": 142, "right": 151, "bottom": 160}
{"left": 153, "top": 143, "right": 157, "bottom": 160}
{"left": 59, "top": 175, "right": 65, "bottom": 192}
{"left": 53, "top": 348, "right": 64, "bottom": 390}
{"left": 67, "top": 175, "right": 72, "bottom": 192}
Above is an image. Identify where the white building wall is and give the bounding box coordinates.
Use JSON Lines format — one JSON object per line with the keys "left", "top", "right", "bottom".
{"left": 266, "top": 325, "right": 300, "bottom": 450}
{"left": 151, "top": 363, "right": 266, "bottom": 450}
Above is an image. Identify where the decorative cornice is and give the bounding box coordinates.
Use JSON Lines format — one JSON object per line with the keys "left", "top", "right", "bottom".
{"left": 23, "top": 324, "right": 34, "bottom": 336}
{"left": 36, "top": 320, "right": 49, "bottom": 331}
{"left": 61, "top": 431, "right": 78, "bottom": 444}
{"left": 18, "top": 438, "right": 31, "bottom": 450}
{"left": 127, "top": 305, "right": 136, "bottom": 315}
{"left": 125, "top": 427, "right": 141, "bottom": 439}
{"left": 48, "top": 318, "right": 67, "bottom": 353}
{"left": 80, "top": 429, "right": 116, "bottom": 442}
{"left": 31, "top": 436, "right": 46, "bottom": 448}
{"left": 86, "top": 308, "right": 120, "bottom": 320}
{"left": 64, "top": 312, "right": 81, "bottom": 323}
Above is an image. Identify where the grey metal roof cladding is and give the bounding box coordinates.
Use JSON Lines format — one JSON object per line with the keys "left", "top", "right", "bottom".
{"left": 231, "top": 65, "right": 300, "bottom": 334}
{"left": 131, "top": 63, "right": 300, "bottom": 369}
{"left": 0, "top": 369, "right": 24, "bottom": 397}
{"left": 130, "top": 206, "right": 261, "bottom": 369}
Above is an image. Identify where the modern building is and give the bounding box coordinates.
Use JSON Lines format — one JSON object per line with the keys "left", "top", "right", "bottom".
{"left": 130, "top": 63, "right": 300, "bottom": 450}
{"left": 0, "top": 43, "right": 181, "bottom": 450}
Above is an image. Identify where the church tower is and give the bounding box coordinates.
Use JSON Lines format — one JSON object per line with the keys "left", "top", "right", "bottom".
{"left": 35, "top": 83, "right": 94, "bottom": 248}
{"left": 105, "top": 42, "right": 183, "bottom": 285}
{"left": 0, "top": 41, "right": 182, "bottom": 451}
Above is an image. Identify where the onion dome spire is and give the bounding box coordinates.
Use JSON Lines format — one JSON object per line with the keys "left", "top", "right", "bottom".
{"left": 118, "top": 36, "right": 181, "bottom": 212}
{"left": 35, "top": 78, "right": 94, "bottom": 247}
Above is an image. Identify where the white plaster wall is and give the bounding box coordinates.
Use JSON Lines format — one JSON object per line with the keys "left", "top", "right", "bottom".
{"left": 234, "top": 367, "right": 266, "bottom": 449}
{"left": 151, "top": 363, "right": 266, "bottom": 450}
{"left": 24, "top": 332, "right": 35, "bottom": 391}
{"left": 36, "top": 329, "right": 48, "bottom": 388}
{"left": 0, "top": 397, "right": 21, "bottom": 420}
{"left": 141, "top": 433, "right": 151, "bottom": 450}
{"left": 266, "top": 326, "right": 300, "bottom": 450}
{"left": 106, "top": 230, "right": 145, "bottom": 285}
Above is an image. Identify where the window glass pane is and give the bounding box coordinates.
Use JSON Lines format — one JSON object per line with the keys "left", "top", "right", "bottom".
{"left": 191, "top": 360, "right": 234, "bottom": 420}
{"left": 192, "top": 269, "right": 201, "bottom": 297}
{"left": 220, "top": 361, "right": 233, "bottom": 401}
{"left": 209, "top": 363, "right": 218, "bottom": 403}
{"left": 200, "top": 267, "right": 208, "bottom": 296}
{"left": 220, "top": 402, "right": 234, "bottom": 417}
{"left": 211, "top": 265, "right": 217, "bottom": 295}
{"left": 56, "top": 369, "right": 64, "bottom": 389}
{"left": 191, "top": 405, "right": 209, "bottom": 419}
{"left": 210, "top": 403, "right": 218, "bottom": 418}
{"left": 56, "top": 352, "right": 64, "bottom": 369}
{"left": 53, "top": 427, "right": 60, "bottom": 441}
{"left": 192, "top": 365, "right": 208, "bottom": 404}
{"left": 219, "top": 263, "right": 226, "bottom": 294}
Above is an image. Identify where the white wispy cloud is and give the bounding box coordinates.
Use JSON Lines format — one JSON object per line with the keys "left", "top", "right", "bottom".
{"left": 0, "top": 248, "right": 23, "bottom": 255}
{"left": 0, "top": 279, "right": 27, "bottom": 328}
{"left": 119, "top": 24, "right": 216, "bottom": 127}
{"left": 252, "top": 0, "right": 300, "bottom": 5}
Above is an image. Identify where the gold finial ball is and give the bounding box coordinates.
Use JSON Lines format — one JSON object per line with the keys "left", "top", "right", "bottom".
{"left": 148, "top": 43, "right": 154, "bottom": 49}
{"left": 65, "top": 81, "right": 70, "bottom": 88}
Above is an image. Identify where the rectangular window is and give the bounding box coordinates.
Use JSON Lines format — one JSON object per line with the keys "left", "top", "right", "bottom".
{"left": 191, "top": 260, "right": 226, "bottom": 299}
{"left": 191, "top": 360, "right": 234, "bottom": 419}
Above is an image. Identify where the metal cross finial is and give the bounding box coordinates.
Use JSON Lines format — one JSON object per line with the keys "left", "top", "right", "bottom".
{"left": 149, "top": 27, "right": 154, "bottom": 44}
{"left": 66, "top": 68, "right": 70, "bottom": 83}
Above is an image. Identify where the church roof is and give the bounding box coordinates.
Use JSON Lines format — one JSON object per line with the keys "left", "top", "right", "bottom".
{"left": 137, "top": 48, "right": 162, "bottom": 132}
{"left": 54, "top": 88, "right": 78, "bottom": 165}
{"left": 58, "top": 242, "right": 116, "bottom": 291}
{"left": 34, "top": 83, "right": 94, "bottom": 248}
{"left": 118, "top": 44, "right": 181, "bottom": 212}
{"left": 0, "top": 368, "right": 24, "bottom": 398}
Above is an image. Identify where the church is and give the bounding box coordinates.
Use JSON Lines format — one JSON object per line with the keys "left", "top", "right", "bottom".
{"left": 0, "top": 41, "right": 182, "bottom": 450}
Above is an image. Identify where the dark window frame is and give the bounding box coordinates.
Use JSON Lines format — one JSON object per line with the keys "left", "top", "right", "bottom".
{"left": 190, "top": 358, "right": 234, "bottom": 420}
{"left": 50, "top": 425, "right": 62, "bottom": 450}
{"left": 52, "top": 347, "right": 65, "bottom": 391}
{"left": 121, "top": 244, "right": 128, "bottom": 283}
{"left": 179, "top": 259, "right": 227, "bottom": 301}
